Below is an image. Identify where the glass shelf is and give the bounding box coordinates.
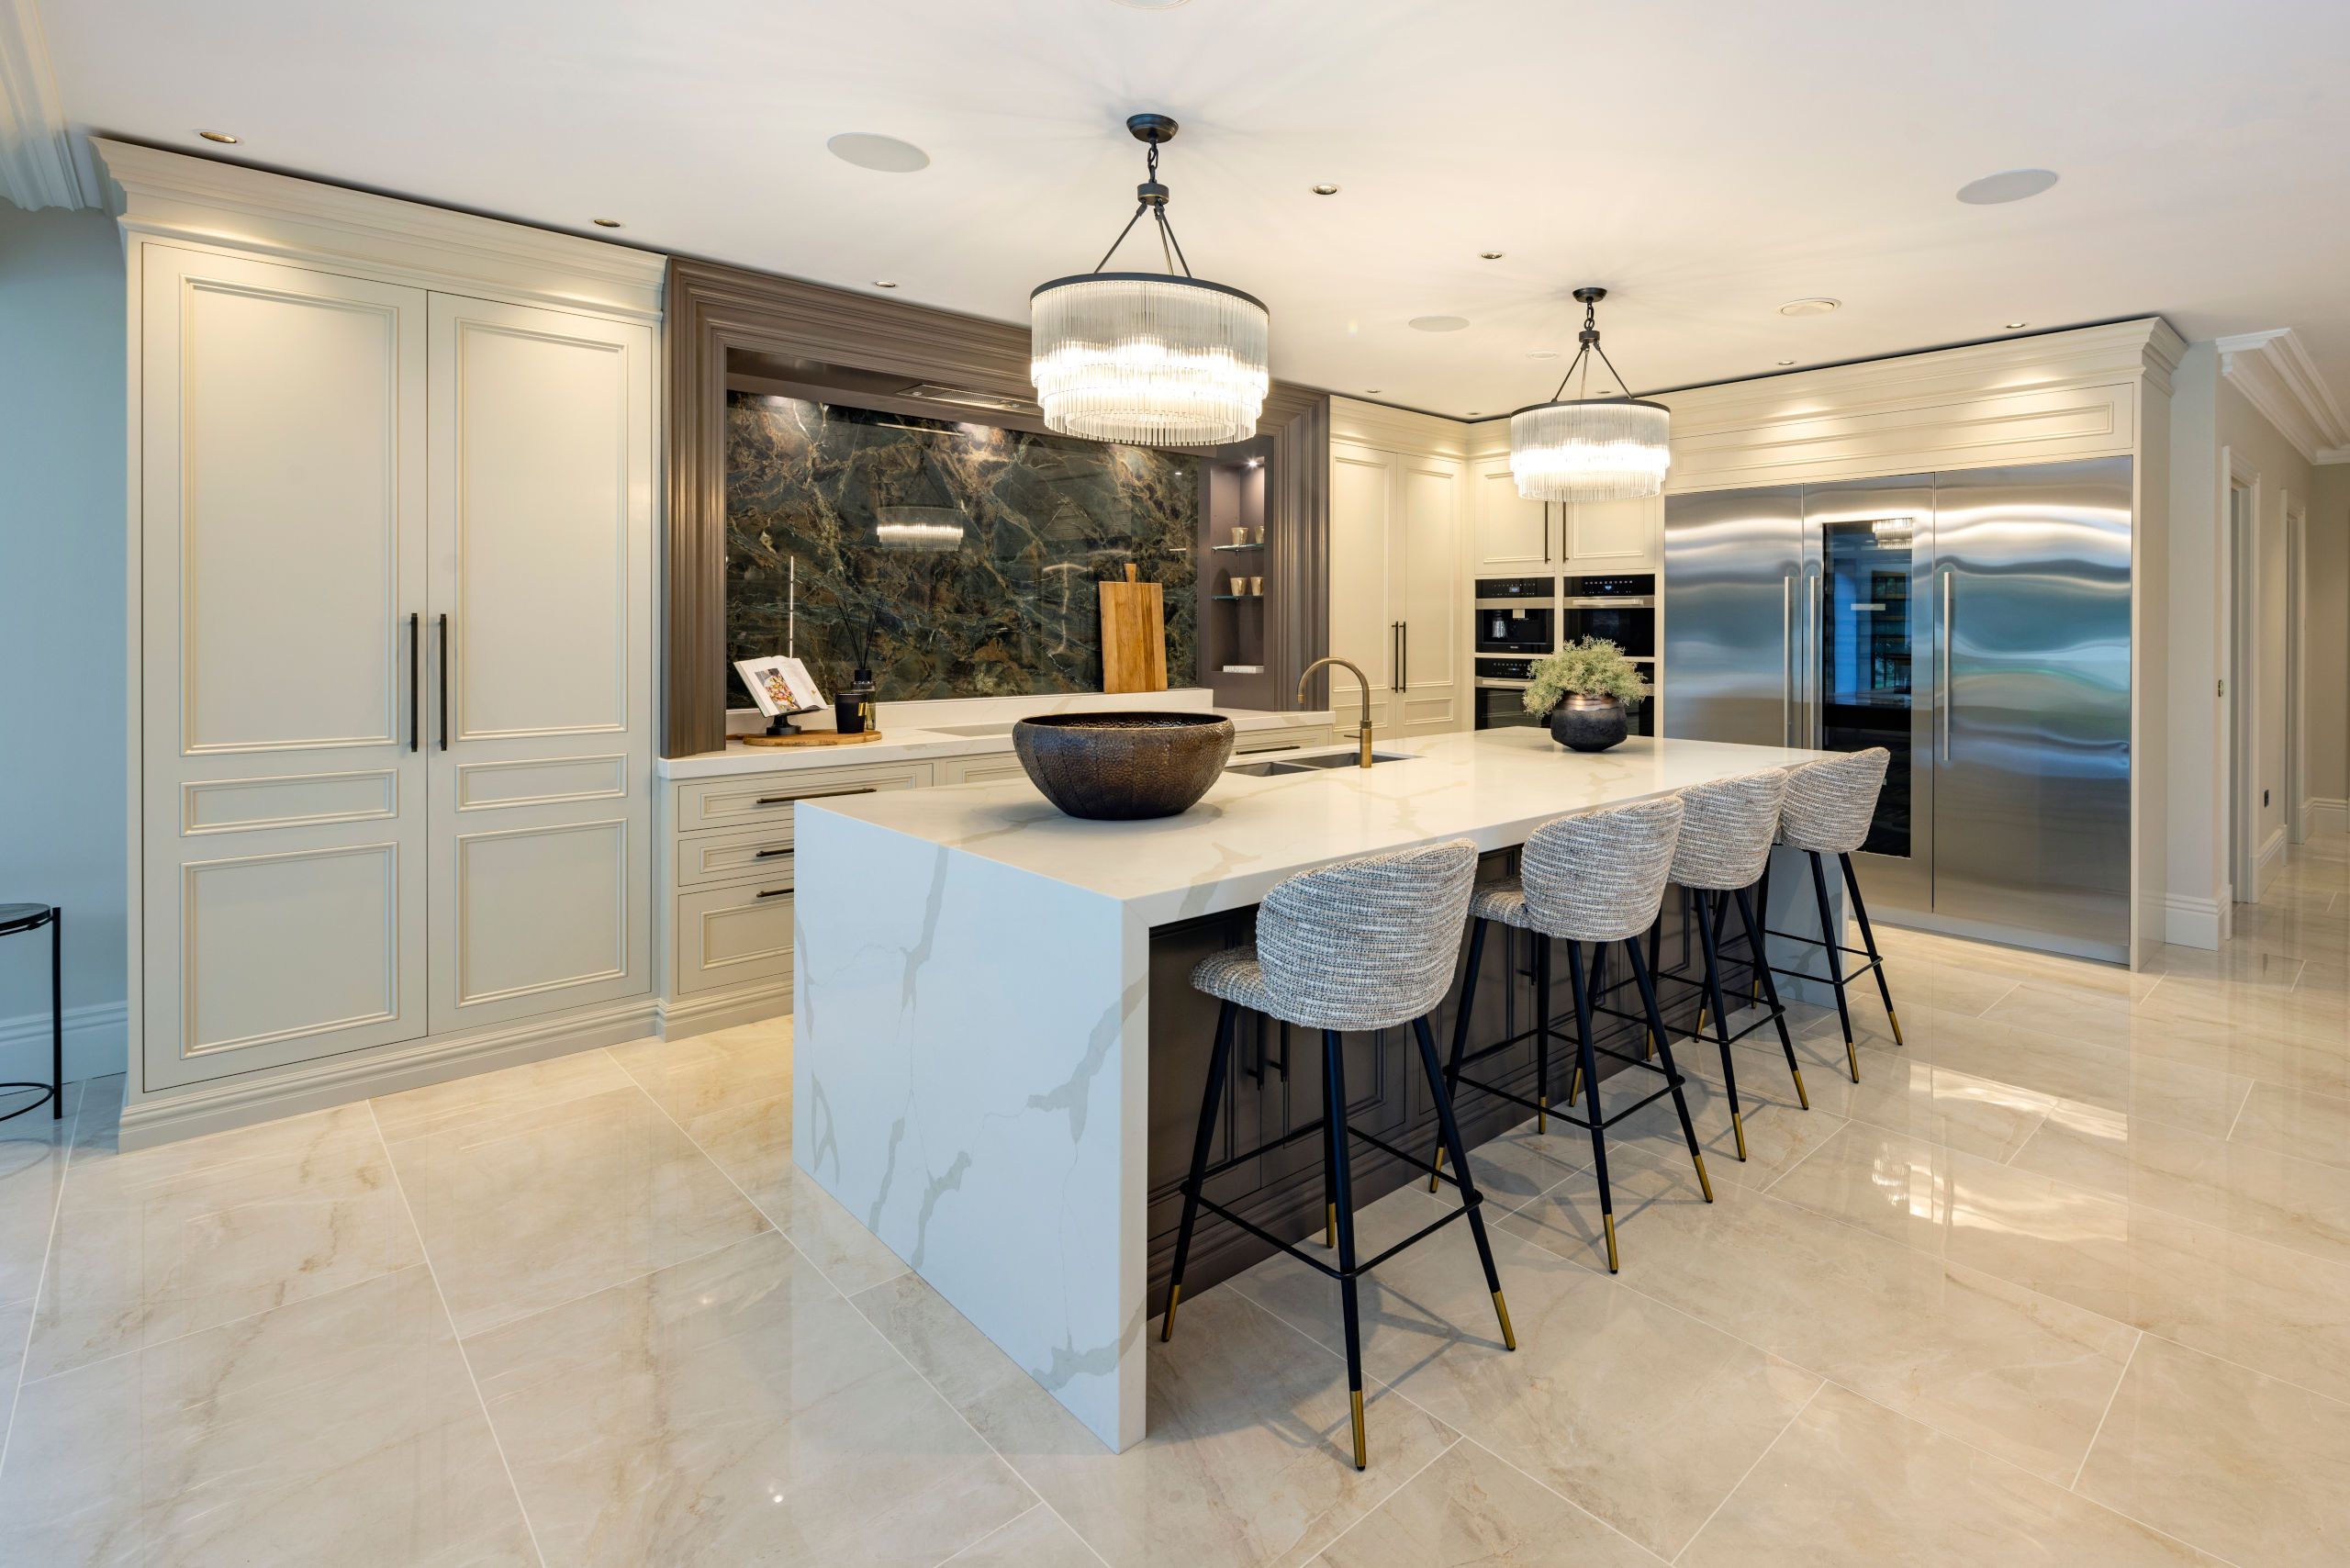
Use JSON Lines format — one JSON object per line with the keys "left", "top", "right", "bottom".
{"left": 1211, "top": 594, "right": 1266, "bottom": 602}
{"left": 1211, "top": 542, "right": 1267, "bottom": 553}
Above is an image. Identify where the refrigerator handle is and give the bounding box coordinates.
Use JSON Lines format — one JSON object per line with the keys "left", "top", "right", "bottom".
{"left": 1803, "top": 570, "right": 1819, "bottom": 745}
{"left": 1939, "top": 569, "right": 1953, "bottom": 762}
{"left": 1781, "top": 575, "right": 1794, "bottom": 745}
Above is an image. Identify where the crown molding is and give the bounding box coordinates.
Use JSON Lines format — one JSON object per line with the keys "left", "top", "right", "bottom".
{"left": 93, "top": 138, "right": 666, "bottom": 320}
{"left": 0, "top": 0, "right": 92, "bottom": 209}
{"left": 2215, "top": 328, "right": 2350, "bottom": 466}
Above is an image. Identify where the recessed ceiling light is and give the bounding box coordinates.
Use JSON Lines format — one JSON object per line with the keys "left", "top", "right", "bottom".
{"left": 874, "top": 280, "right": 899, "bottom": 289}
{"left": 1778, "top": 359, "right": 1796, "bottom": 366}
{"left": 591, "top": 218, "right": 622, "bottom": 229}
{"left": 1365, "top": 388, "right": 1382, "bottom": 394}
{"left": 1479, "top": 252, "right": 1505, "bottom": 261}
{"left": 1408, "top": 316, "right": 1470, "bottom": 332}
{"left": 1957, "top": 168, "right": 2059, "bottom": 206}
{"left": 1527, "top": 350, "right": 1559, "bottom": 360}
{"left": 1778, "top": 297, "right": 1841, "bottom": 317}
{"left": 196, "top": 129, "right": 240, "bottom": 144}
{"left": 2004, "top": 320, "right": 2029, "bottom": 330}
{"left": 827, "top": 132, "right": 931, "bottom": 174}
{"left": 1311, "top": 184, "right": 1339, "bottom": 196}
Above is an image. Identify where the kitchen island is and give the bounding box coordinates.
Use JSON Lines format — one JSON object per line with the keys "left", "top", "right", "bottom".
{"left": 792, "top": 728, "right": 1830, "bottom": 1450}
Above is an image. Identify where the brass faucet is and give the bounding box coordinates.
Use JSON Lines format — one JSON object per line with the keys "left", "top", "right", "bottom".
{"left": 1298, "top": 657, "right": 1376, "bottom": 767}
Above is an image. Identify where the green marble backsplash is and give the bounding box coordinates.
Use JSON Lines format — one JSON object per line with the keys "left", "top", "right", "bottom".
{"left": 725, "top": 393, "right": 1198, "bottom": 706}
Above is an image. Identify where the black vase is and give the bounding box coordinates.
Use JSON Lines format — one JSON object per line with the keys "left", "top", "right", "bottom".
{"left": 1548, "top": 693, "right": 1628, "bottom": 752}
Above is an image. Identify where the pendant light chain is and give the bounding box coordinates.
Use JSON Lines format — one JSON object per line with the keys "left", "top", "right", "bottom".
{"left": 1506, "top": 284, "right": 1671, "bottom": 500}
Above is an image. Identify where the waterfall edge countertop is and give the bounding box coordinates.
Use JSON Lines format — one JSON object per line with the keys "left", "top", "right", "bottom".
{"left": 657, "top": 705, "right": 1332, "bottom": 778}
{"left": 791, "top": 729, "right": 1829, "bottom": 1454}
{"left": 797, "top": 729, "right": 1828, "bottom": 923}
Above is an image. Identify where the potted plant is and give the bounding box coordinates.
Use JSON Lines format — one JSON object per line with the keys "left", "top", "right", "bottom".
{"left": 1524, "top": 636, "right": 1651, "bottom": 752}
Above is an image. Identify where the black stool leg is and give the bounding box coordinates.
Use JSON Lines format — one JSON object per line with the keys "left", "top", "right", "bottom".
{"left": 1325, "top": 1028, "right": 1367, "bottom": 1469}
{"left": 1751, "top": 859, "right": 1771, "bottom": 1003}
{"left": 1535, "top": 935, "right": 1552, "bottom": 1133}
{"left": 1412, "top": 1015, "right": 1515, "bottom": 1351}
{"left": 1809, "top": 850, "right": 1861, "bottom": 1082}
{"left": 1571, "top": 937, "right": 1608, "bottom": 1104}
{"left": 1692, "top": 891, "right": 1747, "bottom": 1161}
{"left": 1735, "top": 884, "right": 1808, "bottom": 1110}
{"left": 50, "top": 907, "right": 64, "bottom": 1114}
{"left": 1430, "top": 917, "right": 1488, "bottom": 1193}
{"left": 1842, "top": 852, "right": 1904, "bottom": 1048}
{"left": 1162, "top": 1000, "right": 1239, "bottom": 1342}
{"left": 1627, "top": 938, "right": 1714, "bottom": 1204}
{"left": 1562, "top": 941, "right": 1618, "bottom": 1272}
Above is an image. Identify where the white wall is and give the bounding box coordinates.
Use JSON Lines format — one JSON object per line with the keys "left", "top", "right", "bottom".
{"left": 2219, "top": 377, "right": 2318, "bottom": 887}
{"left": 2308, "top": 462, "right": 2350, "bottom": 829}
{"left": 0, "top": 204, "right": 125, "bottom": 1082}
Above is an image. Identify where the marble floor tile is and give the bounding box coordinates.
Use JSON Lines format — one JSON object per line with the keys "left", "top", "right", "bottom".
{"left": 1745, "top": 1038, "right": 2056, "bottom": 1163}
{"left": 610, "top": 1017, "right": 794, "bottom": 1121}
{"left": 2076, "top": 1334, "right": 2350, "bottom": 1568}
{"left": 852, "top": 1266, "right": 1458, "bottom": 1568}
{"left": 1315, "top": 1440, "right": 1658, "bottom": 1567}
{"left": 0, "top": 1294, "right": 29, "bottom": 1438}
{"left": 1680, "top": 1382, "right": 2216, "bottom": 1567}
{"left": 466, "top": 1231, "right": 1031, "bottom": 1568}
{"left": 384, "top": 1084, "right": 768, "bottom": 1337}
{"left": 2232, "top": 1080, "right": 2350, "bottom": 1170}
{"left": 0, "top": 1077, "right": 80, "bottom": 1306}
{"left": 2010, "top": 1101, "right": 2350, "bottom": 1267}
{"left": 1765, "top": 1119, "right": 2350, "bottom": 1407}
{"left": 370, "top": 1045, "right": 641, "bottom": 1141}
{"left": 1499, "top": 1148, "right": 2137, "bottom": 1482}
{"left": 945, "top": 1504, "right": 1104, "bottom": 1568}
{"left": 25, "top": 1103, "right": 424, "bottom": 1381}
{"left": 1233, "top": 1188, "right": 1818, "bottom": 1560}
{"left": 1441, "top": 1115, "right": 1587, "bottom": 1212}
{"left": 0, "top": 1265, "right": 536, "bottom": 1566}
{"left": 1582, "top": 1042, "right": 1848, "bottom": 1193}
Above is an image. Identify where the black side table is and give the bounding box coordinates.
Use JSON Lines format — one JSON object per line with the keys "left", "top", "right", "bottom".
{"left": 0, "top": 904, "right": 61, "bottom": 1123}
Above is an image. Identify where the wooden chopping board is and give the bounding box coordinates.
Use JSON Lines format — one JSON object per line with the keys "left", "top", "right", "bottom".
{"left": 1099, "top": 564, "right": 1168, "bottom": 694}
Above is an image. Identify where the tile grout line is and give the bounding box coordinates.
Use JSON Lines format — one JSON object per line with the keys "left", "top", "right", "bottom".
{"left": 1455, "top": 1431, "right": 1677, "bottom": 1566}
{"left": 2067, "top": 1329, "right": 2139, "bottom": 1492}
{"left": 613, "top": 1041, "right": 1112, "bottom": 1568}
{"left": 365, "top": 1097, "right": 551, "bottom": 1568}
{"left": 0, "top": 1078, "right": 88, "bottom": 1483}
{"left": 2221, "top": 1078, "right": 2255, "bottom": 1145}
{"left": 1299, "top": 1434, "right": 1462, "bottom": 1565}
{"left": 1669, "top": 1381, "right": 1822, "bottom": 1565}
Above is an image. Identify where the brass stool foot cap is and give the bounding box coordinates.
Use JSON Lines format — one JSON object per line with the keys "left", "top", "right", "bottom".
{"left": 1791, "top": 1067, "right": 1810, "bottom": 1111}
{"left": 1602, "top": 1212, "right": 1620, "bottom": 1273}
{"left": 1349, "top": 1389, "right": 1367, "bottom": 1470}
{"left": 1888, "top": 1008, "right": 1906, "bottom": 1048}
{"left": 1428, "top": 1148, "right": 1443, "bottom": 1194}
{"left": 1538, "top": 1094, "right": 1549, "bottom": 1135}
{"left": 1732, "top": 1111, "right": 1749, "bottom": 1163}
{"left": 1695, "top": 1153, "right": 1716, "bottom": 1204}
{"left": 1159, "top": 1283, "right": 1181, "bottom": 1342}
{"left": 1326, "top": 1203, "right": 1337, "bottom": 1249}
{"left": 1493, "top": 1290, "right": 1517, "bottom": 1351}
{"left": 1844, "top": 1038, "right": 1862, "bottom": 1083}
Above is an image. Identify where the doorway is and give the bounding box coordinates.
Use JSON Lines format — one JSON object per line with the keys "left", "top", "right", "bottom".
{"left": 2228, "top": 473, "right": 2257, "bottom": 905}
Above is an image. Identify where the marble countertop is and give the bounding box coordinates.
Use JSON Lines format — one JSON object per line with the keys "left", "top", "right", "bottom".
{"left": 800, "top": 729, "right": 1826, "bottom": 924}
{"left": 658, "top": 706, "right": 1331, "bottom": 778}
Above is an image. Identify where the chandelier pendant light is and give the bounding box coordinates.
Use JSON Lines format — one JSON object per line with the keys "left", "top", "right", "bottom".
{"left": 1509, "top": 286, "right": 1671, "bottom": 501}
{"left": 1030, "top": 113, "right": 1270, "bottom": 447}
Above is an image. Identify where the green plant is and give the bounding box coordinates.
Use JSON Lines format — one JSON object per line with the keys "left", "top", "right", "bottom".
{"left": 1523, "top": 636, "right": 1651, "bottom": 716}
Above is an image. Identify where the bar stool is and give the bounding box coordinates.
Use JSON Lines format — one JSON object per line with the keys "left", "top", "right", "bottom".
{"left": 0, "top": 904, "right": 62, "bottom": 1124}
{"left": 1654, "top": 771, "right": 1808, "bottom": 1162}
{"left": 1432, "top": 796, "right": 1713, "bottom": 1274}
{"left": 1164, "top": 837, "right": 1514, "bottom": 1473}
{"left": 1754, "top": 748, "right": 1902, "bottom": 1082}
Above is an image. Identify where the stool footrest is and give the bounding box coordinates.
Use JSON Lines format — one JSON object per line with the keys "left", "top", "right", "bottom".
{"left": 1450, "top": 1070, "right": 1684, "bottom": 1134}
{"left": 1192, "top": 1189, "right": 1477, "bottom": 1284}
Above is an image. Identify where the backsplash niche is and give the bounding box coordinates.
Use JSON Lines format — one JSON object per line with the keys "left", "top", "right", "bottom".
{"left": 724, "top": 392, "right": 1199, "bottom": 707}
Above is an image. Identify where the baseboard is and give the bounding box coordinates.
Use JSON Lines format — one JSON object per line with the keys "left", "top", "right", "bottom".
{"left": 2255, "top": 827, "right": 2289, "bottom": 893}
{"left": 2163, "top": 893, "right": 2224, "bottom": 950}
{"left": 657, "top": 982, "right": 792, "bottom": 1042}
{"left": 118, "top": 995, "right": 662, "bottom": 1149}
{"left": 0, "top": 999, "right": 127, "bottom": 1087}
{"left": 2307, "top": 798, "right": 2349, "bottom": 835}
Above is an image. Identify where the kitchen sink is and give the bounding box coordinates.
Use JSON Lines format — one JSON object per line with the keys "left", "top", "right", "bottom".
{"left": 1225, "top": 752, "right": 1413, "bottom": 777}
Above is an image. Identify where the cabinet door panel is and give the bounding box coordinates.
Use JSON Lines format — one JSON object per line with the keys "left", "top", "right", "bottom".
{"left": 1565, "top": 495, "right": 1660, "bottom": 565}
{"left": 428, "top": 295, "right": 654, "bottom": 1033}
{"left": 1472, "top": 460, "right": 1549, "bottom": 573}
{"left": 140, "top": 247, "right": 431, "bottom": 1090}
{"left": 1394, "top": 455, "right": 1460, "bottom": 734}
{"left": 1326, "top": 443, "right": 1397, "bottom": 729}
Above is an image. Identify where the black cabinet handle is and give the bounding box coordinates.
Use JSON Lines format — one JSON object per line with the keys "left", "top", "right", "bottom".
{"left": 407, "top": 613, "right": 420, "bottom": 752}
{"left": 1543, "top": 502, "right": 1551, "bottom": 563}
{"left": 755, "top": 887, "right": 790, "bottom": 901}
{"left": 754, "top": 846, "right": 793, "bottom": 860}
{"left": 755, "top": 786, "right": 876, "bottom": 806}
{"left": 436, "top": 614, "right": 450, "bottom": 751}
{"left": 1401, "top": 622, "right": 1409, "bottom": 692}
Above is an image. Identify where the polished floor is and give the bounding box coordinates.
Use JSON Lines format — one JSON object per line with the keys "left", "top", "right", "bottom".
{"left": 7, "top": 846, "right": 2350, "bottom": 1563}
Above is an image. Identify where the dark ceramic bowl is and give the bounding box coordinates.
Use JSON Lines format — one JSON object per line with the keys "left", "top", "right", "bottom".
{"left": 1013, "top": 711, "right": 1237, "bottom": 821}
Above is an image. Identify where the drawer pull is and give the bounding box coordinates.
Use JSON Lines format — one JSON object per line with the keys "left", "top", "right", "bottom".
{"left": 756, "top": 887, "right": 790, "bottom": 900}
{"left": 754, "top": 786, "right": 878, "bottom": 806}
{"left": 754, "top": 846, "right": 794, "bottom": 859}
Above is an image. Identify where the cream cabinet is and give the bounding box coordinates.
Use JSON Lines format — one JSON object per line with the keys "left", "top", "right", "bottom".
{"left": 1561, "top": 494, "right": 1662, "bottom": 566}
{"left": 1329, "top": 441, "right": 1462, "bottom": 735}
{"left": 114, "top": 140, "right": 665, "bottom": 1144}
{"left": 1471, "top": 455, "right": 1659, "bottom": 575}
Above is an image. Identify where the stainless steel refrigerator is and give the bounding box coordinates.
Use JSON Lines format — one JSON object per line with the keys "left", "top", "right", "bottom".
{"left": 1662, "top": 457, "right": 2132, "bottom": 961}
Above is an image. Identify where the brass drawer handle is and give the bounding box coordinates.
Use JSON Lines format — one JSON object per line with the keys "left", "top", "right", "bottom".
{"left": 754, "top": 846, "right": 794, "bottom": 859}
{"left": 756, "top": 887, "right": 790, "bottom": 900}
{"left": 753, "top": 786, "right": 877, "bottom": 806}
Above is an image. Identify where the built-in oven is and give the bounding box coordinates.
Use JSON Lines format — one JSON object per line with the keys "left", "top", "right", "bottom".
{"left": 1561, "top": 573, "right": 1656, "bottom": 660}
{"left": 1474, "top": 577, "right": 1557, "bottom": 655}
{"left": 1473, "top": 655, "right": 1543, "bottom": 730}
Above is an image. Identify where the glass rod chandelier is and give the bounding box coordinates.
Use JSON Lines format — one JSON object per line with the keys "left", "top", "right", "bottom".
{"left": 1509, "top": 286, "right": 1671, "bottom": 501}
{"left": 1030, "top": 114, "right": 1270, "bottom": 447}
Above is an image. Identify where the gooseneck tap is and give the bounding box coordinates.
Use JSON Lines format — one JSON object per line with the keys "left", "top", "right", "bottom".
{"left": 1298, "top": 657, "right": 1376, "bottom": 767}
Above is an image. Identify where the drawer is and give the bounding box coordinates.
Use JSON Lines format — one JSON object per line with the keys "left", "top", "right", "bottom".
{"left": 675, "top": 760, "right": 933, "bottom": 834}
{"left": 674, "top": 820, "right": 800, "bottom": 890}
{"left": 1234, "top": 730, "right": 1313, "bottom": 756}
{"left": 937, "top": 752, "right": 1035, "bottom": 787}
{"left": 675, "top": 881, "right": 795, "bottom": 996}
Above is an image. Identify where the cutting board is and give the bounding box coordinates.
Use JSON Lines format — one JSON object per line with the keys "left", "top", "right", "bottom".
{"left": 1099, "top": 564, "right": 1168, "bottom": 694}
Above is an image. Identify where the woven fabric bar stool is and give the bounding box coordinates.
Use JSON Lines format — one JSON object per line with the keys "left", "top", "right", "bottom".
{"left": 1164, "top": 837, "right": 1513, "bottom": 1472}
{"left": 1431, "top": 796, "right": 1713, "bottom": 1274}
{"left": 1754, "top": 747, "right": 1901, "bottom": 1082}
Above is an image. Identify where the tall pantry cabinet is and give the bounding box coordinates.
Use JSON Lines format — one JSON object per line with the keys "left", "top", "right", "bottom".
{"left": 107, "top": 141, "right": 665, "bottom": 1147}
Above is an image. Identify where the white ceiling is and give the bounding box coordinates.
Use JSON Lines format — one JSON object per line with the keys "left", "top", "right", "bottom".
{"left": 40, "top": 0, "right": 2350, "bottom": 418}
